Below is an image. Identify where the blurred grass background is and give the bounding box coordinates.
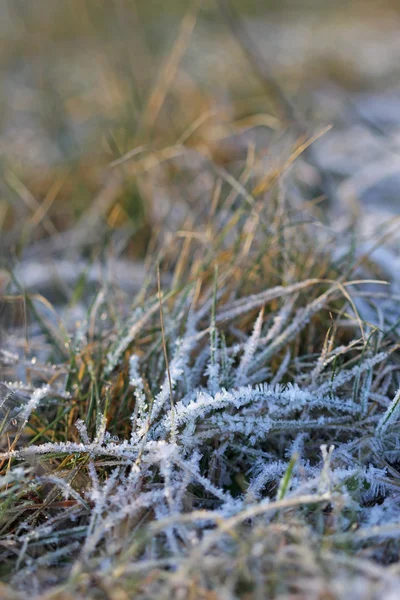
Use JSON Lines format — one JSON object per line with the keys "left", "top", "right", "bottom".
{"left": 1, "top": 0, "right": 400, "bottom": 283}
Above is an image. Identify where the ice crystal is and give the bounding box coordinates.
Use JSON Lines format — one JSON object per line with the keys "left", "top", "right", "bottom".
{"left": 2, "top": 254, "right": 400, "bottom": 597}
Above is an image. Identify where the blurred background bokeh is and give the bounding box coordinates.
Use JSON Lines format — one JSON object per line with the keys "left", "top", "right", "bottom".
{"left": 1, "top": 0, "right": 400, "bottom": 234}
{"left": 1, "top": 0, "right": 400, "bottom": 361}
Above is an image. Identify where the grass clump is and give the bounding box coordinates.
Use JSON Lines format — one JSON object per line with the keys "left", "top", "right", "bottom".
{"left": 1, "top": 3, "right": 400, "bottom": 599}
{"left": 1, "top": 137, "right": 400, "bottom": 599}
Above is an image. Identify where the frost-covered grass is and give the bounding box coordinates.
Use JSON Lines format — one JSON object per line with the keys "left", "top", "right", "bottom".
{"left": 1, "top": 161, "right": 400, "bottom": 598}
{"left": 1, "top": 3, "right": 400, "bottom": 599}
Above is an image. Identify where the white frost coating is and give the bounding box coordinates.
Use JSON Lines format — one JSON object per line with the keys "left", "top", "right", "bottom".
{"left": 235, "top": 308, "right": 264, "bottom": 387}
{"left": 18, "top": 386, "right": 50, "bottom": 430}
{"left": 3, "top": 272, "right": 400, "bottom": 586}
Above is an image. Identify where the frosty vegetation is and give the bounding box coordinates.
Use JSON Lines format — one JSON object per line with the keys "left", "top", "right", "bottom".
{"left": 1, "top": 155, "right": 400, "bottom": 598}
{"left": 2, "top": 0, "right": 400, "bottom": 596}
